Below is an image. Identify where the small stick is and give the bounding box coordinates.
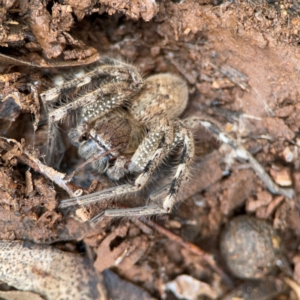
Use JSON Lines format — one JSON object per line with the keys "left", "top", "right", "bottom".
{"left": 0, "top": 138, "right": 75, "bottom": 196}
{"left": 28, "top": 83, "right": 41, "bottom": 131}
{"left": 198, "top": 119, "right": 295, "bottom": 199}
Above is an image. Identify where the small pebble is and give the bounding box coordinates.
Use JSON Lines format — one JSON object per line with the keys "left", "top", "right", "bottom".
{"left": 220, "top": 215, "right": 282, "bottom": 279}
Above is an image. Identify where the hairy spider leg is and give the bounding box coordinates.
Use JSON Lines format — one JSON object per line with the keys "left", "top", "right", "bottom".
{"left": 96, "top": 122, "right": 195, "bottom": 219}
{"left": 40, "top": 57, "right": 143, "bottom": 103}
{"left": 59, "top": 117, "right": 174, "bottom": 209}
{"left": 60, "top": 120, "right": 195, "bottom": 220}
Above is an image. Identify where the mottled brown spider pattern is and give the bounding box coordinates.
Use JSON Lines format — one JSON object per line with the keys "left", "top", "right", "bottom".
{"left": 41, "top": 58, "right": 293, "bottom": 222}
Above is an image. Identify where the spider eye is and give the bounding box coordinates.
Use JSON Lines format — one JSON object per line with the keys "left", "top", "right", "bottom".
{"left": 79, "top": 134, "right": 89, "bottom": 142}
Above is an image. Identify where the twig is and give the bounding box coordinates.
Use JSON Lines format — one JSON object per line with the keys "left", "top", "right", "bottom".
{"left": 0, "top": 137, "right": 75, "bottom": 196}
{"left": 199, "top": 120, "right": 295, "bottom": 199}
{"left": 28, "top": 83, "right": 41, "bottom": 131}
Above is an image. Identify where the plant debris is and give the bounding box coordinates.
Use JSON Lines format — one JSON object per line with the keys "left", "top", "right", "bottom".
{"left": 1, "top": 0, "right": 300, "bottom": 299}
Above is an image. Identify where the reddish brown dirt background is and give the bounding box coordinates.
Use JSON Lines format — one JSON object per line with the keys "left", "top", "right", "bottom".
{"left": 1, "top": 0, "right": 300, "bottom": 299}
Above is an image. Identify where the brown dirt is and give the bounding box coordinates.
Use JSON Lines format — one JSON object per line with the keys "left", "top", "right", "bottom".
{"left": 1, "top": 0, "right": 300, "bottom": 299}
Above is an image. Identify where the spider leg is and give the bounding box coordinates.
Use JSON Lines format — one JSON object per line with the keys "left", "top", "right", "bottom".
{"left": 89, "top": 123, "right": 194, "bottom": 220}
{"left": 59, "top": 147, "right": 166, "bottom": 209}
{"left": 40, "top": 58, "right": 143, "bottom": 103}
{"left": 50, "top": 124, "right": 66, "bottom": 170}
{"left": 48, "top": 81, "right": 138, "bottom": 124}
{"left": 89, "top": 205, "right": 166, "bottom": 223}
{"left": 128, "top": 117, "right": 174, "bottom": 172}
{"left": 59, "top": 118, "right": 174, "bottom": 208}
{"left": 161, "top": 124, "right": 195, "bottom": 212}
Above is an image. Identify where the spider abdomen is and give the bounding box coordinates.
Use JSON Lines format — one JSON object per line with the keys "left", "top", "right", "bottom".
{"left": 130, "top": 73, "right": 188, "bottom": 125}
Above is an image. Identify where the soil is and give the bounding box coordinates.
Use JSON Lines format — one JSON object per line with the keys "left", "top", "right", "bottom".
{"left": 1, "top": 0, "right": 300, "bottom": 299}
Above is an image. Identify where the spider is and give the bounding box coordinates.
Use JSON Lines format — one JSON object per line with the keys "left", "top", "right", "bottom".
{"left": 41, "top": 57, "right": 293, "bottom": 223}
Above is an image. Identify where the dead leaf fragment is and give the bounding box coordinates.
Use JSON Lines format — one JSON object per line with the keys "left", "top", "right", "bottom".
{"left": 164, "top": 274, "right": 219, "bottom": 300}
{"left": 270, "top": 166, "right": 292, "bottom": 187}
{"left": 94, "top": 223, "right": 148, "bottom": 273}
{"left": 28, "top": 0, "right": 65, "bottom": 59}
